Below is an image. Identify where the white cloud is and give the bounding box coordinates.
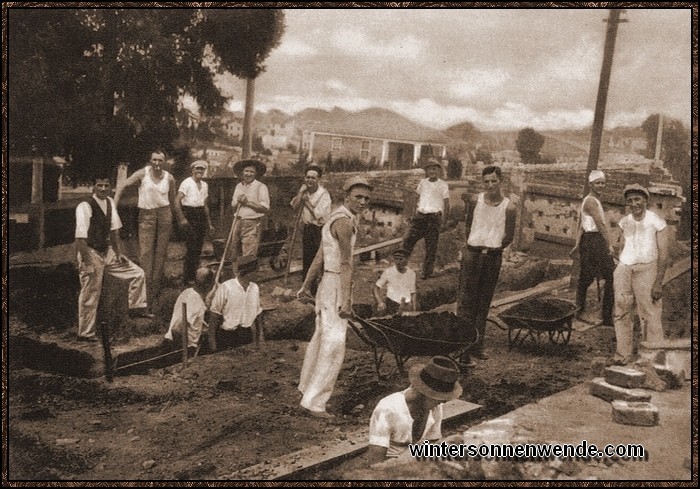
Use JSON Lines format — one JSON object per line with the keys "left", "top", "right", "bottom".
{"left": 277, "top": 38, "right": 317, "bottom": 57}
{"left": 546, "top": 40, "right": 599, "bottom": 82}
{"left": 331, "top": 28, "right": 424, "bottom": 60}
{"left": 325, "top": 79, "right": 353, "bottom": 94}
{"left": 449, "top": 69, "right": 510, "bottom": 99}
{"left": 486, "top": 103, "right": 593, "bottom": 131}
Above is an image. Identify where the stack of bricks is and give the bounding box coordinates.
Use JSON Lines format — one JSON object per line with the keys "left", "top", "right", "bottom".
{"left": 590, "top": 366, "right": 659, "bottom": 427}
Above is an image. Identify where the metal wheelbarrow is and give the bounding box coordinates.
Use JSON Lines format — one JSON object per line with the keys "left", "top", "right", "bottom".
{"left": 497, "top": 295, "right": 578, "bottom": 349}
{"left": 347, "top": 310, "right": 479, "bottom": 379}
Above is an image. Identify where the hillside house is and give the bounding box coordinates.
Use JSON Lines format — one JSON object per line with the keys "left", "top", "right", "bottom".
{"left": 299, "top": 108, "right": 448, "bottom": 169}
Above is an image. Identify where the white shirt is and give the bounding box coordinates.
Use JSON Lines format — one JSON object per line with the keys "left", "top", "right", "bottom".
{"left": 75, "top": 195, "right": 122, "bottom": 238}
{"left": 580, "top": 195, "right": 606, "bottom": 233}
{"left": 209, "top": 278, "right": 262, "bottom": 330}
{"left": 467, "top": 193, "right": 510, "bottom": 248}
{"left": 165, "top": 288, "right": 208, "bottom": 348}
{"left": 138, "top": 166, "right": 172, "bottom": 209}
{"left": 618, "top": 210, "right": 666, "bottom": 266}
{"left": 416, "top": 178, "right": 449, "bottom": 214}
{"left": 369, "top": 389, "right": 444, "bottom": 458}
{"left": 178, "top": 177, "right": 209, "bottom": 207}
{"left": 375, "top": 265, "right": 416, "bottom": 304}
{"left": 293, "top": 185, "right": 332, "bottom": 226}
{"left": 231, "top": 180, "right": 270, "bottom": 219}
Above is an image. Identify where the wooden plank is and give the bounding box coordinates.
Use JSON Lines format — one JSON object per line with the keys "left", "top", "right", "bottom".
{"left": 224, "top": 399, "right": 481, "bottom": 480}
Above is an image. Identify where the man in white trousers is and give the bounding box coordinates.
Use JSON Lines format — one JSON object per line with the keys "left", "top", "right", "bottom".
{"left": 296, "top": 176, "right": 373, "bottom": 418}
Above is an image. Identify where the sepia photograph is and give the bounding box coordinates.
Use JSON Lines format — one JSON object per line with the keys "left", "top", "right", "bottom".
{"left": 3, "top": 3, "right": 696, "bottom": 484}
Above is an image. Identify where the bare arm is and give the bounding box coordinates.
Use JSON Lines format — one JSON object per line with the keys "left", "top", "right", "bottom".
{"left": 174, "top": 191, "right": 187, "bottom": 225}
{"left": 373, "top": 284, "right": 385, "bottom": 312}
{"left": 584, "top": 197, "right": 613, "bottom": 254}
{"left": 298, "top": 247, "right": 324, "bottom": 297}
{"left": 332, "top": 217, "right": 355, "bottom": 318}
{"left": 203, "top": 197, "right": 214, "bottom": 233}
{"left": 290, "top": 184, "right": 308, "bottom": 210}
{"left": 502, "top": 201, "right": 517, "bottom": 249}
{"left": 113, "top": 169, "right": 145, "bottom": 205}
{"left": 168, "top": 174, "right": 177, "bottom": 208}
{"left": 75, "top": 238, "right": 91, "bottom": 263}
{"left": 463, "top": 194, "right": 476, "bottom": 245}
{"left": 652, "top": 227, "right": 669, "bottom": 301}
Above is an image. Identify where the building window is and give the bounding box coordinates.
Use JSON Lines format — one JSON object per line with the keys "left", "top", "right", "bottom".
{"left": 332, "top": 138, "right": 343, "bottom": 152}
{"left": 360, "top": 140, "right": 370, "bottom": 161}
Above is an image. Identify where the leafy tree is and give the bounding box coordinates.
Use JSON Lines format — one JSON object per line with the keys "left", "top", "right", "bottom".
{"left": 9, "top": 8, "right": 227, "bottom": 183}
{"left": 641, "top": 114, "right": 691, "bottom": 238}
{"left": 515, "top": 127, "right": 545, "bottom": 164}
{"left": 445, "top": 121, "right": 482, "bottom": 142}
{"left": 203, "top": 9, "right": 285, "bottom": 158}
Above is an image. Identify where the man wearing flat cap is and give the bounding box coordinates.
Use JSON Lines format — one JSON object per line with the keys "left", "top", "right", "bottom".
{"left": 612, "top": 183, "right": 668, "bottom": 365}
{"left": 175, "top": 160, "right": 215, "bottom": 285}
{"left": 365, "top": 356, "right": 463, "bottom": 464}
{"left": 403, "top": 158, "right": 450, "bottom": 280}
{"left": 231, "top": 159, "right": 270, "bottom": 262}
{"left": 297, "top": 176, "right": 372, "bottom": 418}
{"left": 373, "top": 248, "right": 417, "bottom": 315}
{"left": 571, "top": 170, "right": 615, "bottom": 327}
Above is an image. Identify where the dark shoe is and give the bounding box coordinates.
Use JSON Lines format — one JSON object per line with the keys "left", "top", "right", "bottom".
{"left": 472, "top": 351, "right": 489, "bottom": 360}
{"left": 77, "top": 335, "right": 99, "bottom": 343}
{"left": 459, "top": 360, "right": 477, "bottom": 369}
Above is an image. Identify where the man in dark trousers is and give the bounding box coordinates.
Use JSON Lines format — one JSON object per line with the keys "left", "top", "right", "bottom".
{"left": 402, "top": 158, "right": 450, "bottom": 279}
{"left": 457, "top": 166, "right": 516, "bottom": 365}
{"left": 290, "top": 165, "right": 331, "bottom": 294}
{"left": 571, "top": 170, "right": 615, "bottom": 327}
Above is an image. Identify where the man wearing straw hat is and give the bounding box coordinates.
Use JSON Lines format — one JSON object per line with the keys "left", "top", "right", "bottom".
{"left": 231, "top": 159, "right": 269, "bottom": 261}
{"left": 296, "top": 175, "right": 373, "bottom": 418}
{"left": 364, "top": 356, "right": 463, "bottom": 464}
{"left": 571, "top": 169, "right": 615, "bottom": 327}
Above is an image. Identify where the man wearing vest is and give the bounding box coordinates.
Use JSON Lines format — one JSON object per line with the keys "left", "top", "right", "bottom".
{"left": 571, "top": 170, "right": 615, "bottom": 327}
{"left": 457, "top": 166, "right": 516, "bottom": 365}
{"left": 75, "top": 178, "right": 149, "bottom": 342}
{"left": 296, "top": 176, "right": 373, "bottom": 418}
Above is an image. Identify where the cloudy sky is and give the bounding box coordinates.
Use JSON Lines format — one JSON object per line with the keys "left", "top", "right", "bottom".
{"left": 214, "top": 8, "right": 692, "bottom": 132}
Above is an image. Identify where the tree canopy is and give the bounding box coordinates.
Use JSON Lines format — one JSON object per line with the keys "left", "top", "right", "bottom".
{"left": 8, "top": 8, "right": 285, "bottom": 183}
{"left": 515, "top": 127, "right": 545, "bottom": 164}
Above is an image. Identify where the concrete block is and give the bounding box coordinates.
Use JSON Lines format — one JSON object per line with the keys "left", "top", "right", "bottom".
{"left": 665, "top": 350, "right": 691, "bottom": 382}
{"left": 653, "top": 364, "right": 682, "bottom": 389}
{"left": 589, "top": 378, "right": 652, "bottom": 403}
{"left": 604, "top": 366, "right": 646, "bottom": 389}
{"left": 611, "top": 400, "right": 659, "bottom": 427}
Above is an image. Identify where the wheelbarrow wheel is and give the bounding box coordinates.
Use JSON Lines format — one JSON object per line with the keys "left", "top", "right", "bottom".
{"left": 548, "top": 320, "right": 572, "bottom": 345}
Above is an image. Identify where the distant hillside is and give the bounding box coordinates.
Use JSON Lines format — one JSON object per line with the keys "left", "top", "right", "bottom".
{"left": 445, "top": 124, "right": 647, "bottom": 157}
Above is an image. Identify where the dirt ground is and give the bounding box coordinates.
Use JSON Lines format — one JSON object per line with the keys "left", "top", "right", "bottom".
{"left": 6, "top": 238, "right": 690, "bottom": 482}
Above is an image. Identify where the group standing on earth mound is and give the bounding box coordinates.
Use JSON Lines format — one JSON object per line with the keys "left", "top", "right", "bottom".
{"left": 73, "top": 154, "right": 671, "bottom": 461}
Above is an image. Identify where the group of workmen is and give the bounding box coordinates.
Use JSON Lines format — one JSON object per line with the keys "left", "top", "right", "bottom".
{"left": 74, "top": 151, "right": 669, "bottom": 464}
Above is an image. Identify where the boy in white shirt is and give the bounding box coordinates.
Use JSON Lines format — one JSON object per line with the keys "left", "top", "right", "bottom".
{"left": 163, "top": 267, "right": 215, "bottom": 353}
{"left": 373, "top": 248, "right": 417, "bottom": 315}
{"left": 208, "top": 255, "right": 263, "bottom": 351}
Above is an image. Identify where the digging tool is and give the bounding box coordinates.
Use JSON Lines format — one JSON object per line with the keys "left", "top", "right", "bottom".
{"left": 283, "top": 204, "right": 304, "bottom": 285}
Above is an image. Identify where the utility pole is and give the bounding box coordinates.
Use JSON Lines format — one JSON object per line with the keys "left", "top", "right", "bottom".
{"left": 585, "top": 9, "right": 627, "bottom": 191}
{"left": 654, "top": 113, "right": 664, "bottom": 161}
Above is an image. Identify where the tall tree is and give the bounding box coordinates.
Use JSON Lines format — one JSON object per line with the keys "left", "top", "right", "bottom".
{"left": 640, "top": 114, "right": 691, "bottom": 237}
{"left": 516, "top": 127, "right": 545, "bottom": 164}
{"left": 9, "top": 8, "right": 226, "bottom": 183}
{"left": 203, "top": 9, "right": 285, "bottom": 158}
